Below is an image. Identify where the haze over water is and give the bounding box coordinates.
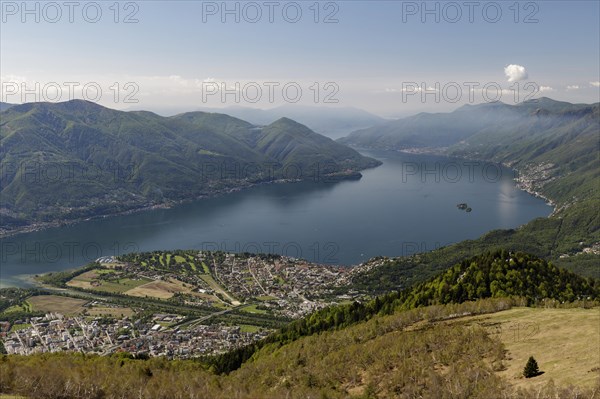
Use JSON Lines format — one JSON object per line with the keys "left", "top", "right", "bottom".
{"left": 0, "top": 150, "right": 552, "bottom": 287}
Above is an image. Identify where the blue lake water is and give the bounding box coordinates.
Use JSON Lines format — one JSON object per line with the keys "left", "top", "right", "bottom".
{"left": 0, "top": 150, "right": 552, "bottom": 287}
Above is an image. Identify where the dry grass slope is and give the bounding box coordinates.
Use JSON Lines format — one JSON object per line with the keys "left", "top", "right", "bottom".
{"left": 124, "top": 278, "right": 192, "bottom": 299}
{"left": 27, "top": 295, "right": 87, "bottom": 315}
{"left": 458, "top": 307, "right": 600, "bottom": 390}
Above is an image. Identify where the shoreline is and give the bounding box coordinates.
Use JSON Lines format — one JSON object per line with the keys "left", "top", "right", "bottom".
{"left": 0, "top": 150, "right": 560, "bottom": 290}
{"left": 0, "top": 170, "right": 368, "bottom": 239}
{"left": 364, "top": 146, "right": 558, "bottom": 213}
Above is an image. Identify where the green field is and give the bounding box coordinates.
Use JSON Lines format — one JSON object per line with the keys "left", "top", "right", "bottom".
{"left": 240, "top": 304, "right": 267, "bottom": 314}
{"left": 96, "top": 269, "right": 115, "bottom": 275}
{"left": 67, "top": 269, "right": 151, "bottom": 293}
{"left": 255, "top": 295, "right": 277, "bottom": 301}
{"left": 239, "top": 324, "right": 262, "bottom": 333}
{"left": 201, "top": 261, "right": 210, "bottom": 274}
{"left": 9, "top": 323, "right": 31, "bottom": 333}
{"left": 2, "top": 302, "right": 31, "bottom": 314}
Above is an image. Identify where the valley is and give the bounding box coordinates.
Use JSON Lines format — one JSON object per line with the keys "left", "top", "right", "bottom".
{"left": 1, "top": 98, "right": 598, "bottom": 398}
{"left": 2, "top": 1, "right": 599, "bottom": 397}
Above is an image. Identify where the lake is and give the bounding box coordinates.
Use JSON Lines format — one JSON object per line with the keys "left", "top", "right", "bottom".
{"left": 0, "top": 150, "right": 553, "bottom": 287}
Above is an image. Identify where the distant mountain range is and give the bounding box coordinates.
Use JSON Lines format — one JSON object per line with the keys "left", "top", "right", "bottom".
{"left": 340, "top": 97, "right": 600, "bottom": 205}
{"left": 128, "top": 104, "right": 387, "bottom": 139}
{"left": 0, "top": 102, "right": 16, "bottom": 112}
{"left": 0, "top": 100, "right": 380, "bottom": 234}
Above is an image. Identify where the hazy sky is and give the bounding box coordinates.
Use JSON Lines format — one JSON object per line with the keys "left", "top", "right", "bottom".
{"left": 1, "top": 1, "right": 599, "bottom": 117}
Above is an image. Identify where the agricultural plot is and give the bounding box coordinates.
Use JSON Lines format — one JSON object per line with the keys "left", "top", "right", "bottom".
{"left": 27, "top": 295, "right": 88, "bottom": 315}
{"left": 66, "top": 270, "right": 99, "bottom": 289}
{"left": 86, "top": 306, "right": 135, "bottom": 318}
{"left": 125, "top": 278, "right": 193, "bottom": 299}
{"left": 240, "top": 304, "right": 267, "bottom": 314}
{"left": 67, "top": 269, "right": 151, "bottom": 293}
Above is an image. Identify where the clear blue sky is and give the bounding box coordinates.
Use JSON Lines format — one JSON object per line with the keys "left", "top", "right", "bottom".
{"left": 1, "top": 1, "right": 599, "bottom": 116}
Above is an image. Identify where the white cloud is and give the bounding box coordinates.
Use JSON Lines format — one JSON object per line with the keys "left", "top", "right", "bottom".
{"left": 590, "top": 81, "right": 600, "bottom": 87}
{"left": 504, "top": 64, "right": 528, "bottom": 82}
{"left": 566, "top": 85, "right": 580, "bottom": 90}
{"left": 539, "top": 86, "right": 554, "bottom": 92}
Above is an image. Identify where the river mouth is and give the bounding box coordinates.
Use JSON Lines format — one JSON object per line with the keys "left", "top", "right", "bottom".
{"left": 0, "top": 150, "right": 553, "bottom": 288}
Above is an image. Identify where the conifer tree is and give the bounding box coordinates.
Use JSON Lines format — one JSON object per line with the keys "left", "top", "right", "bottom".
{"left": 523, "top": 356, "right": 540, "bottom": 378}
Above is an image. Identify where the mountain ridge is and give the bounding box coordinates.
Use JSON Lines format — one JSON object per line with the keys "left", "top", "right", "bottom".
{"left": 125, "top": 104, "right": 387, "bottom": 139}
{"left": 339, "top": 97, "right": 599, "bottom": 205}
{"left": 0, "top": 100, "right": 381, "bottom": 236}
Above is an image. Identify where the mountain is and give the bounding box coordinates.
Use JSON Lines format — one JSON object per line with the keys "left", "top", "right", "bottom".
{"left": 337, "top": 98, "right": 600, "bottom": 279}
{"left": 0, "top": 100, "right": 380, "bottom": 234}
{"left": 132, "top": 104, "right": 387, "bottom": 139}
{"left": 340, "top": 101, "right": 519, "bottom": 148}
{"left": 0, "top": 102, "right": 16, "bottom": 112}
{"left": 447, "top": 100, "right": 600, "bottom": 206}
{"left": 230, "top": 105, "right": 387, "bottom": 139}
{"left": 340, "top": 98, "right": 599, "bottom": 204}
{"left": 340, "top": 98, "right": 597, "bottom": 150}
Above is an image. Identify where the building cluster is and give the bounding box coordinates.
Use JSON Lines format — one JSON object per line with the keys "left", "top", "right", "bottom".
{"left": 114, "top": 251, "right": 362, "bottom": 317}
{"left": 2, "top": 313, "right": 268, "bottom": 358}
{"left": 335, "top": 256, "right": 389, "bottom": 285}
{"left": 209, "top": 253, "right": 343, "bottom": 298}
{"left": 204, "top": 252, "right": 358, "bottom": 317}
{"left": 514, "top": 162, "right": 557, "bottom": 204}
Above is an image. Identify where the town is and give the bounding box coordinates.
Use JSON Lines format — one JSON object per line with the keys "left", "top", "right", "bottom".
{"left": 2, "top": 311, "right": 270, "bottom": 358}
{"left": 1, "top": 249, "right": 377, "bottom": 359}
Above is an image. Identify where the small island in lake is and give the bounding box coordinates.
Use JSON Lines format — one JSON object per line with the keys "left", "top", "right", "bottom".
{"left": 457, "top": 203, "right": 472, "bottom": 213}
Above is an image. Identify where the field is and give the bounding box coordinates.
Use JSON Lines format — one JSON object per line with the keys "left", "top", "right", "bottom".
{"left": 459, "top": 307, "right": 600, "bottom": 389}
{"left": 201, "top": 261, "right": 210, "bottom": 274}
{"left": 240, "top": 304, "right": 267, "bottom": 314}
{"left": 3, "top": 302, "right": 32, "bottom": 314}
{"left": 65, "top": 270, "right": 98, "bottom": 289}
{"left": 67, "top": 269, "right": 151, "bottom": 293}
{"left": 9, "top": 324, "right": 31, "bottom": 333}
{"left": 125, "top": 278, "right": 193, "bottom": 299}
{"left": 86, "top": 306, "right": 135, "bottom": 318}
{"left": 27, "top": 295, "right": 88, "bottom": 315}
{"left": 256, "top": 295, "right": 277, "bottom": 301}
{"left": 239, "top": 324, "right": 262, "bottom": 333}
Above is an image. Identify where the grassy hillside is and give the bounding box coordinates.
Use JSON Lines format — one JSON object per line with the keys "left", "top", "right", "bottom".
{"left": 459, "top": 307, "right": 600, "bottom": 390}
{"left": 1, "top": 300, "right": 597, "bottom": 398}
{"left": 0, "top": 100, "right": 379, "bottom": 233}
